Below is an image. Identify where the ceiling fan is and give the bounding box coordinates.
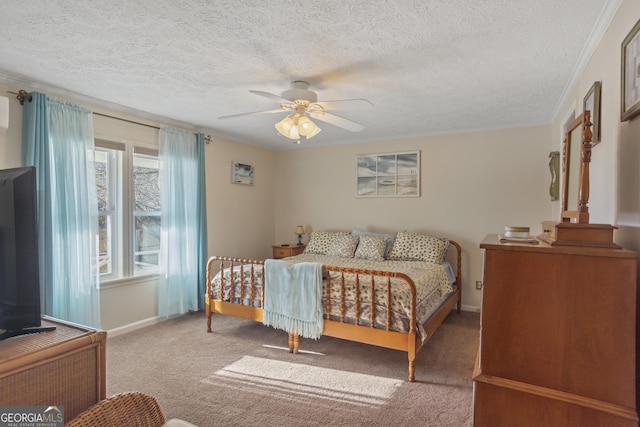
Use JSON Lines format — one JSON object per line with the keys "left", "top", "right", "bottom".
{"left": 218, "top": 81, "right": 373, "bottom": 142}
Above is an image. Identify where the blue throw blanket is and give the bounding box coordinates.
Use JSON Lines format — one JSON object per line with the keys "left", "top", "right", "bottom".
{"left": 263, "top": 259, "right": 323, "bottom": 340}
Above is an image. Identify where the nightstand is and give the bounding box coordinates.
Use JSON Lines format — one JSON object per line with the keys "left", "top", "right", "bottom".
{"left": 272, "top": 244, "right": 305, "bottom": 259}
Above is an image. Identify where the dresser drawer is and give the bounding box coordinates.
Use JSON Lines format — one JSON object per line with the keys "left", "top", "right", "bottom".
{"left": 539, "top": 220, "right": 558, "bottom": 242}
{"left": 273, "top": 247, "right": 291, "bottom": 258}
{"left": 272, "top": 245, "right": 305, "bottom": 259}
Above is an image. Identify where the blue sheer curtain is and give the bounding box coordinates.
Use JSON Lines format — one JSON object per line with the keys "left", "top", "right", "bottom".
{"left": 22, "top": 92, "right": 100, "bottom": 328}
{"left": 159, "top": 128, "right": 208, "bottom": 317}
{"left": 195, "top": 133, "right": 209, "bottom": 310}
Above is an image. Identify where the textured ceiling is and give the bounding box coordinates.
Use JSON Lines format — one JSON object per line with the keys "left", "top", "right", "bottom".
{"left": 0, "top": 1, "right": 618, "bottom": 150}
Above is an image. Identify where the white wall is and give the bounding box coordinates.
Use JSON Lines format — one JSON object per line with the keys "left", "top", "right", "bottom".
{"left": 274, "top": 126, "right": 553, "bottom": 310}
{"left": 205, "top": 136, "right": 276, "bottom": 261}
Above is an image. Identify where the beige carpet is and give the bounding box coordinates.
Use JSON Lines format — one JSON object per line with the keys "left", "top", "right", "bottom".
{"left": 107, "top": 310, "right": 480, "bottom": 427}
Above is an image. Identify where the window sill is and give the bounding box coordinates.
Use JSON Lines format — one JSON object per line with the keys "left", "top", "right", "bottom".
{"left": 99, "top": 273, "right": 160, "bottom": 290}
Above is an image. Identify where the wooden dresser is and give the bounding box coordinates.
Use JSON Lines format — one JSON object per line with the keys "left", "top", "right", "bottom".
{"left": 474, "top": 234, "right": 638, "bottom": 426}
{"left": 0, "top": 316, "right": 106, "bottom": 423}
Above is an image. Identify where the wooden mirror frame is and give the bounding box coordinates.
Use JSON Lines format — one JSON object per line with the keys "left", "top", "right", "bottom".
{"left": 561, "top": 110, "right": 592, "bottom": 223}
{"left": 540, "top": 109, "right": 617, "bottom": 248}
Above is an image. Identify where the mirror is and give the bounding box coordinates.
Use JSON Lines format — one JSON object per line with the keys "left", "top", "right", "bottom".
{"left": 561, "top": 111, "right": 592, "bottom": 223}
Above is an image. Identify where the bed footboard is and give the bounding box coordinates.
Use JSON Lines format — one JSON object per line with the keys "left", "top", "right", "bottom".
{"left": 205, "top": 239, "right": 463, "bottom": 382}
{"left": 205, "top": 256, "right": 265, "bottom": 332}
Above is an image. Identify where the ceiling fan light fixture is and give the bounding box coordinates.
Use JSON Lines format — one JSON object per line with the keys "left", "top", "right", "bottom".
{"left": 275, "top": 116, "right": 300, "bottom": 140}
{"left": 297, "top": 116, "right": 321, "bottom": 139}
{"left": 276, "top": 113, "right": 321, "bottom": 141}
{"left": 222, "top": 81, "right": 370, "bottom": 142}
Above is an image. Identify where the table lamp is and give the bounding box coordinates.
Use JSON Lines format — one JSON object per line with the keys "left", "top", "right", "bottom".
{"left": 295, "top": 225, "right": 305, "bottom": 246}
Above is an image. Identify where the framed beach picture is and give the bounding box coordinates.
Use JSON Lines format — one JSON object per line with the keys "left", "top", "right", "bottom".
{"left": 621, "top": 18, "right": 640, "bottom": 121}
{"left": 356, "top": 151, "right": 420, "bottom": 197}
{"left": 232, "top": 161, "right": 254, "bottom": 185}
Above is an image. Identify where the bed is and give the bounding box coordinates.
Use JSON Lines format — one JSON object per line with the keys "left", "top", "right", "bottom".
{"left": 205, "top": 230, "right": 462, "bottom": 382}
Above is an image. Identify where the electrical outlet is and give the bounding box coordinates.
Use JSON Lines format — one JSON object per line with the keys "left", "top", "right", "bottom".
{"left": 476, "top": 281, "right": 483, "bottom": 290}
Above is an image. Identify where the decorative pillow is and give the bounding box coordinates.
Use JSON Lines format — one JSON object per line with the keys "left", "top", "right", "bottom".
{"left": 303, "top": 231, "right": 350, "bottom": 255}
{"left": 351, "top": 229, "right": 396, "bottom": 258}
{"left": 354, "top": 235, "right": 388, "bottom": 261}
{"left": 327, "top": 235, "right": 360, "bottom": 258}
{"left": 386, "top": 231, "right": 450, "bottom": 264}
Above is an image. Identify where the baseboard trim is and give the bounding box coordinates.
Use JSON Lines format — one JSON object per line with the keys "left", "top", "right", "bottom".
{"left": 461, "top": 304, "right": 481, "bottom": 313}
{"left": 106, "top": 316, "right": 163, "bottom": 338}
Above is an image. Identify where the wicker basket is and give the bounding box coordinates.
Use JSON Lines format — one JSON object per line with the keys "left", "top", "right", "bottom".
{"left": 65, "top": 391, "right": 166, "bottom": 427}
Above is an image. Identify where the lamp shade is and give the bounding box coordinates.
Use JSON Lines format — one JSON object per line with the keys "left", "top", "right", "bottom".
{"left": 297, "top": 116, "right": 321, "bottom": 139}
{"left": 295, "top": 225, "right": 305, "bottom": 235}
{"left": 275, "top": 116, "right": 299, "bottom": 140}
{"left": 0, "top": 96, "right": 8, "bottom": 134}
{"left": 276, "top": 113, "right": 321, "bottom": 141}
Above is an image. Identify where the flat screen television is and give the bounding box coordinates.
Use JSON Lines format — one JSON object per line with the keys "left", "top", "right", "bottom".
{"left": 0, "top": 166, "right": 55, "bottom": 340}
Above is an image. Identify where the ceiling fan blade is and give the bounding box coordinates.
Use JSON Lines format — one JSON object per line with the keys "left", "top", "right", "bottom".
{"left": 309, "top": 111, "right": 364, "bottom": 132}
{"left": 218, "top": 108, "right": 288, "bottom": 119}
{"left": 311, "top": 99, "right": 373, "bottom": 111}
{"left": 249, "top": 90, "right": 294, "bottom": 105}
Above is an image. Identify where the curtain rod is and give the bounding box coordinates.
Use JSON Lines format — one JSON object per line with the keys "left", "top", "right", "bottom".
{"left": 93, "top": 113, "right": 212, "bottom": 143}
{"left": 7, "top": 90, "right": 32, "bottom": 105}
{"left": 93, "top": 111, "right": 159, "bottom": 130}
{"left": 7, "top": 90, "right": 212, "bottom": 144}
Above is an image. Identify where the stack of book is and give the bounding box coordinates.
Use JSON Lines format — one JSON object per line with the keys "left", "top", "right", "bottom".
{"left": 499, "top": 226, "right": 538, "bottom": 244}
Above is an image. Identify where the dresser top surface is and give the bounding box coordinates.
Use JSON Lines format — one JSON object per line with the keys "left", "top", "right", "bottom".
{"left": 0, "top": 317, "right": 103, "bottom": 362}
{"left": 480, "top": 234, "right": 636, "bottom": 259}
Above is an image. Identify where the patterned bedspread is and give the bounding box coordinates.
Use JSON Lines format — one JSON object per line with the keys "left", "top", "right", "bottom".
{"left": 209, "top": 254, "right": 456, "bottom": 341}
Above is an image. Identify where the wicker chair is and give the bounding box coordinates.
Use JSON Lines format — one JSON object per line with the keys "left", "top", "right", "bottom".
{"left": 65, "top": 391, "right": 166, "bottom": 427}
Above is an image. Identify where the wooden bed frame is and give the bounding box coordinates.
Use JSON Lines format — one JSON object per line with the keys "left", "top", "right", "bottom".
{"left": 205, "top": 240, "right": 462, "bottom": 382}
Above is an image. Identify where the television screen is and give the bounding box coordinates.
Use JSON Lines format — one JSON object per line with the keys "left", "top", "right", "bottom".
{"left": 0, "top": 166, "right": 54, "bottom": 339}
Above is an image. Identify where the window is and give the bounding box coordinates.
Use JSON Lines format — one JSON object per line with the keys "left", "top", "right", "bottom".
{"left": 96, "top": 147, "right": 121, "bottom": 277}
{"left": 95, "top": 140, "right": 160, "bottom": 282}
{"left": 132, "top": 151, "right": 160, "bottom": 275}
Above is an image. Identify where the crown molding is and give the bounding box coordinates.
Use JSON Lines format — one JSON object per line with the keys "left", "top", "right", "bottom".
{"left": 551, "top": 0, "right": 623, "bottom": 122}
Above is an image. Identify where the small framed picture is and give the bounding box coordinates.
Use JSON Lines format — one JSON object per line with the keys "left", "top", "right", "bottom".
{"left": 621, "top": 18, "right": 640, "bottom": 121}
{"left": 232, "top": 161, "right": 254, "bottom": 185}
{"left": 583, "top": 81, "right": 601, "bottom": 145}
